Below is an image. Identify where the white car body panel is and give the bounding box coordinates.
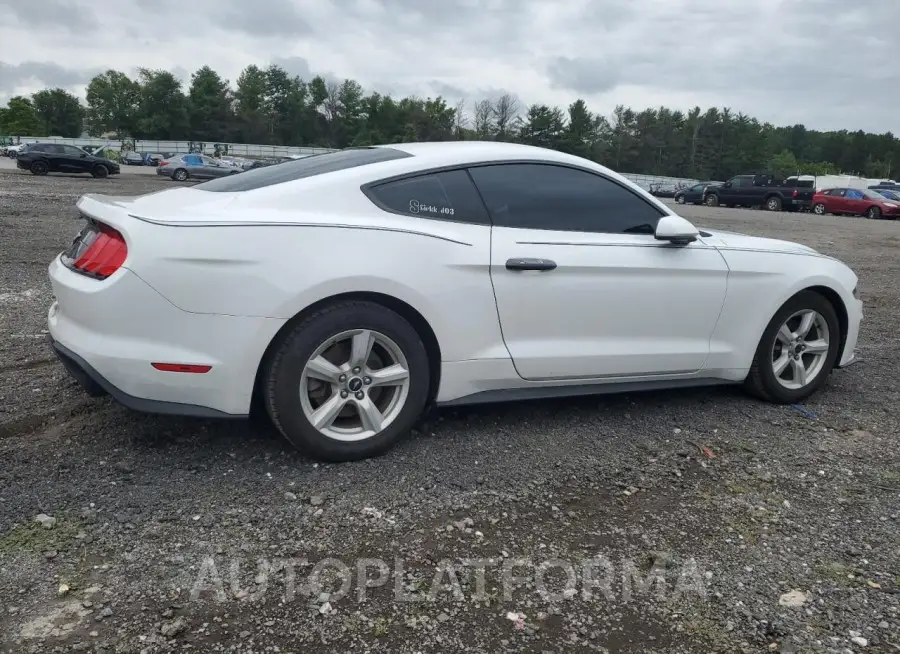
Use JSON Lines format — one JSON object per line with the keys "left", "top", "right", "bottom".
{"left": 47, "top": 142, "right": 862, "bottom": 417}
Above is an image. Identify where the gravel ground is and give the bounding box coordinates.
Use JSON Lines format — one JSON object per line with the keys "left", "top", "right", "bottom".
{"left": 1, "top": 167, "right": 898, "bottom": 654}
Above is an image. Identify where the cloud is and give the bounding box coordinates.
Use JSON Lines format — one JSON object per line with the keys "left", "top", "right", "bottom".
{"left": 0, "top": 0, "right": 897, "bottom": 132}
{"left": 0, "top": 0, "right": 96, "bottom": 29}
{"left": 0, "top": 61, "right": 103, "bottom": 101}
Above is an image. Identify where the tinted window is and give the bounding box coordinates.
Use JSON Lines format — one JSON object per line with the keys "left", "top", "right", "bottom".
{"left": 365, "top": 169, "right": 489, "bottom": 224}
{"left": 846, "top": 189, "right": 864, "bottom": 199}
{"left": 467, "top": 163, "right": 665, "bottom": 234}
{"left": 731, "top": 176, "right": 753, "bottom": 188}
{"left": 196, "top": 147, "right": 413, "bottom": 192}
{"left": 27, "top": 144, "right": 49, "bottom": 152}
{"left": 61, "top": 145, "right": 85, "bottom": 155}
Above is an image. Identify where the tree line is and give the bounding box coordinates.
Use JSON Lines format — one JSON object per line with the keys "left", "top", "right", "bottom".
{"left": 1, "top": 64, "right": 897, "bottom": 181}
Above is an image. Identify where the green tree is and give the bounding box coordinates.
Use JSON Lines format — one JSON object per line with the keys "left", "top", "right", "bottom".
{"left": 85, "top": 70, "right": 140, "bottom": 136}
{"left": 7, "top": 62, "right": 900, "bottom": 179}
{"left": 768, "top": 149, "right": 800, "bottom": 177}
{"left": 1, "top": 96, "right": 39, "bottom": 135}
{"left": 188, "top": 66, "right": 234, "bottom": 142}
{"left": 32, "top": 88, "right": 84, "bottom": 137}
{"left": 134, "top": 68, "right": 189, "bottom": 139}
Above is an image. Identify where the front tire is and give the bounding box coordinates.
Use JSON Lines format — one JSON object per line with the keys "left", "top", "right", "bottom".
{"left": 867, "top": 206, "right": 882, "bottom": 219}
{"left": 91, "top": 164, "right": 108, "bottom": 178}
{"left": 744, "top": 290, "right": 840, "bottom": 404}
{"left": 705, "top": 194, "right": 719, "bottom": 207}
{"left": 263, "top": 300, "right": 430, "bottom": 462}
{"left": 675, "top": 195, "right": 686, "bottom": 205}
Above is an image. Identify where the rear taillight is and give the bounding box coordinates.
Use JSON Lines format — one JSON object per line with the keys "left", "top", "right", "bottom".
{"left": 158, "top": 160, "right": 169, "bottom": 166}
{"left": 793, "top": 189, "right": 798, "bottom": 198}
{"left": 62, "top": 221, "right": 127, "bottom": 279}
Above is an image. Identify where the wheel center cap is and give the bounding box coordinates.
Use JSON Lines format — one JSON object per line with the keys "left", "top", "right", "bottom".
{"left": 347, "top": 377, "right": 363, "bottom": 392}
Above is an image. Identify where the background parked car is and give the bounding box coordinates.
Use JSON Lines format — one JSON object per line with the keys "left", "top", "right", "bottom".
{"left": 674, "top": 181, "right": 720, "bottom": 205}
{"left": 122, "top": 151, "right": 146, "bottom": 165}
{"left": 16, "top": 143, "right": 121, "bottom": 178}
{"left": 812, "top": 188, "right": 900, "bottom": 219}
{"left": 705, "top": 173, "right": 815, "bottom": 211}
{"left": 5, "top": 142, "right": 35, "bottom": 158}
{"left": 874, "top": 188, "right": 900, "bottom": 202}
{"left": 156, "top": 153, "right": 244, "bottom": 181}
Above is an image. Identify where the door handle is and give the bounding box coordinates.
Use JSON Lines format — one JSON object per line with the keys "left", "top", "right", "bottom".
{"left": 505, "top": 257, "right": 557, "bottom": 271}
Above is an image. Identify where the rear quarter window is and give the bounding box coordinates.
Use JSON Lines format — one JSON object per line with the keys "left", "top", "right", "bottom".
{"left": 195, "top": 147, "right": 413, "bottom": 192}
{"left": 363, "top": 169, "right": 490, "bottom": 224}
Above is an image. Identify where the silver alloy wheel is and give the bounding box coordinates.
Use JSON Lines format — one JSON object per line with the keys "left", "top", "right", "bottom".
{"left": 299, "top": 329, "right": 411, "bottom": 442}
{"left": 771, "top": 309, "right": 830, "bottom": 390}
{"left": 813, "top": 203, "right": 825, "bottom": 215}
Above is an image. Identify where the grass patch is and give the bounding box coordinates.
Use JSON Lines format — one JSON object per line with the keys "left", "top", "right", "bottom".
{"left": 0, "top": 516, "right": 84, "bottom": 555}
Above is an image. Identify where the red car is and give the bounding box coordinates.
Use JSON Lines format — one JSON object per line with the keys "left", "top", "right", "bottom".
{"left": 812, "top": 187, "right": 900, "bottom": 219}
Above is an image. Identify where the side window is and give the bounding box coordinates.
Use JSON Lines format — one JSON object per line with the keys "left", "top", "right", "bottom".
{"left": 62, "top": 145, "right": 84, "bottom": 155}
{"left": 467, "top": 163, "right": 665, "bottom": 234}
{"left": 365, "top": 169, "right": 490, "bottom": 225}
{"left": 846, "top": 189, "right": 863, "bottom": 200}
{"left": 730, "top": 177, "right": 743, "bottom": 188}
{"left": 184, "top": 155, "right": 201, "bottom": 166}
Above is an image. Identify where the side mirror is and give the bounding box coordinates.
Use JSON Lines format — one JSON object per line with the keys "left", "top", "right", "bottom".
{"left": 655, "top": 214, "right": 700, "bottom": 245}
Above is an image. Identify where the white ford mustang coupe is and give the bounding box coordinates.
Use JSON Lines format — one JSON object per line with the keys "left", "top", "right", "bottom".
{"left": 47, "top": 142, "right": 862, "bottom": 461}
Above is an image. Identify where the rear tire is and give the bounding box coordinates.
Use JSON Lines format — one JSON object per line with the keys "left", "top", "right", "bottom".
{"left": 765, "top": 196, "right": 782, "bottom": 211}
{"left": 263, "top": 300, "right": 431, "bottom": 462}
{"left": 813, "top": 203, "right": 826, "bottom": 215}
{"left": 173, "top": 168, "right": 188, "bottom": 182}
{"left": 91, "top": 164, "right": 108, "bottom": 179}
{"left": 30, "top": 160, "right": 49, "bottom": 175}
{"left": 744, "top": 290, "right": 840, "bottom": 404}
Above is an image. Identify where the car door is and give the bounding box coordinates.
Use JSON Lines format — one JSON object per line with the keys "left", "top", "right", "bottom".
{"left": 38, "top": 144, "right": 66, "bottom": 172}
{"left": 182, "top": 154, "right": 204, "bottom": 176}
{"left": 687, "top": 183, "right": 704, "bottom": 203}
{"left": 824, "top": 188, "right": 847, "bottom": 213}
{"left": 205, "top": 156, "right": 237, "bottom": 177}
{"left": 469, "top": 163, "right": 729, "bottom": 380}
{"left": 844, "top": 189, "right": 866, "bottom": 214}
{"left": 60, "top": 145, "right": 92, "bottom": 172}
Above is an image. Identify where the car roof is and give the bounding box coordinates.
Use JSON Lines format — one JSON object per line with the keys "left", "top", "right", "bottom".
{"left": 373, "top": 141, "right": 604, "bottom": 169}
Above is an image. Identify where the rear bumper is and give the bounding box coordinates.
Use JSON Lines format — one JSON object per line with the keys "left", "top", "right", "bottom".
{"left": 49, "top": 337, "right": 239, "bottom": 418}
{"left": 47, "top": 255, "right": 285, "bottom": 416}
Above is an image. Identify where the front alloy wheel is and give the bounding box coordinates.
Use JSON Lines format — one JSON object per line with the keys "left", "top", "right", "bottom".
{"left": 744, "top": 290, "right": 840, "bottom": 403}
{"left": 263, "top": 300, "right": 430, "bottom": 461}
{"left": 771, "top": 310, "right": 830, "bottom": 390}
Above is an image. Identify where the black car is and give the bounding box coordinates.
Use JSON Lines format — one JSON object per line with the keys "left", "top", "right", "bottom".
{"left": 17, "top": 143, "right": 121, "bottom": 178}
{"left": 704, "top": 173, "right": 815, "bottom": 211}
{"left": 674, "top": 181, "right": 720, "bottom": 205}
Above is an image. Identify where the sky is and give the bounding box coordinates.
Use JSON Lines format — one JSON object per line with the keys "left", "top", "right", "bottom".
{"left": 0, "top": 0, "right": 897, "bottom": 134}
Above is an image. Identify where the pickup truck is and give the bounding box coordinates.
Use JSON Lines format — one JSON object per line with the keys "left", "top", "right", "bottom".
{"left": 703, "top": 173, "right": 815, "bottom": 212}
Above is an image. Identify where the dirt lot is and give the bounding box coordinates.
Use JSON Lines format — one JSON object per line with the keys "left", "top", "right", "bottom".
{"left": 1, "top": 166, "right": 898, "bottom": 654}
